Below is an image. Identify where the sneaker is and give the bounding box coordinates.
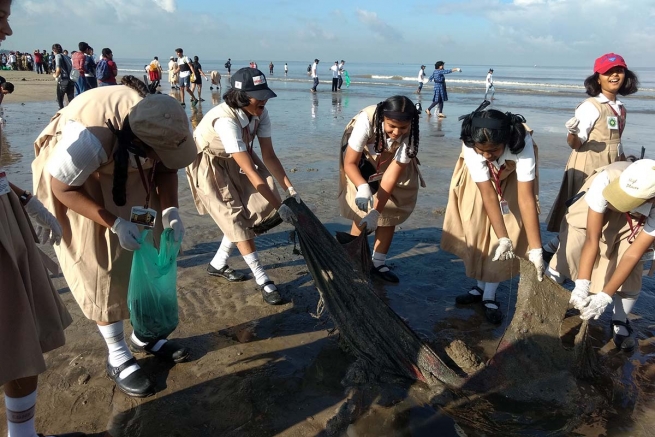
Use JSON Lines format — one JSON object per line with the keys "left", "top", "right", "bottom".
{"left": 180, "top": 102, "right": 186, "bottom": 107}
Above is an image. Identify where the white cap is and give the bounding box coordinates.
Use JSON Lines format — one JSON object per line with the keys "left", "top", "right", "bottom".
{"left": 603, "top": 159, "right": 655, "bottom": 212}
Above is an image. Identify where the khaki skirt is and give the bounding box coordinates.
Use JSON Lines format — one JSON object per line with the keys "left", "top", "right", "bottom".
{"left": 441, "top": 154, "right": 533, "bottom": 283}
{"left": 0, "top": 191, "right": 72, "bottom": 385}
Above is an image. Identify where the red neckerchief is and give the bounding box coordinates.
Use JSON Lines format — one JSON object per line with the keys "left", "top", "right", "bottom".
{"left": 487, "top": 161, "right": 506, "bottom": 199}
{"left": 625, "top": 213, "right": 646, "bottom": 244}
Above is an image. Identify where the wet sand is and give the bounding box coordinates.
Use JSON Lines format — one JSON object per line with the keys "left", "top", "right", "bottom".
{"left": 1, "top": 76, "right": 655, "bottom": 436}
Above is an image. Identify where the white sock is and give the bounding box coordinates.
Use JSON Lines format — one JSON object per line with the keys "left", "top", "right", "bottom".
{"left": 131, "top": 332, "right": 167, "bottom": 353}
{"left": 210, "top": 236, "right": 235, "bottom": 270}
{"left": 612, "top": 295, "right": 638, "bottom": 336}
{"left": 243, "top": 252, "right": 276, "bottom": 293}
{"left": 372, "top": 251, "right": 389, "bottom": 272}
{"left": 470, "top": 280, "right": 486, "bottom": 295}
{"left": 5, "top": 390, "right": 38, "bottom": 437}
{"left": 544, "top": 236, "right": 559, "bottom": 254}
{"left": 98, "top": 322, "right": 139, "bottom": 379}
{"left": 483, "top": 282, "right": 500, "bottom": 309}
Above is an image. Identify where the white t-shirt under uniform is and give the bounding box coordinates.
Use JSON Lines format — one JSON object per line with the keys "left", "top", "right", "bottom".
{"left": 347, "top": 111, "right": 411, "bottom": 164}
{"left": 212, "top": 108, "right": 272, "bottom": 154}
{"left": 463, "top": 133, "right": 536, "bottom": 183}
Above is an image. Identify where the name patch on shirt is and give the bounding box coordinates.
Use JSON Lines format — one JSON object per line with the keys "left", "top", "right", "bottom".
{"left": 607, "top": 116, "right": 619, "bottom": 130}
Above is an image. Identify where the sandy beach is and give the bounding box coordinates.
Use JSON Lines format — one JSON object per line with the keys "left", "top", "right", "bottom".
{"left": 1, "top": 72, "right": 655, "bottom": 437}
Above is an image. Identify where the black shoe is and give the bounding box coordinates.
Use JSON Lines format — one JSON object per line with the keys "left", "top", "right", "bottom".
{"left": 543, "top": 249, "right": 555, "bottom": 265}
{"left": 611, "top": 320, "right": 636, "bottom": 352}
{"left": 180, "top": 102, "right": 186, "bottom": 107}
{"left": 106, "top": 358, "right": 155, "bottom": 398}
{"left": 371, "top": 265, "right": 399, "bottom": 283}
{"left": 482, "top": 300, "right": 503, "bottom": 324}
{"left": 260, "top": 281, "right": 283, "bottom": 305}
{"left": 200, "top": 98, "right": 205, "bottom": 102}
{"left": 456, "top": 286, "right": 484, "bottom": 304}
{"left": 130, "top": 338, "right": 190, "bottom": 363}
{"left": 207, "top": 264, "right": 246, "bottom": 282}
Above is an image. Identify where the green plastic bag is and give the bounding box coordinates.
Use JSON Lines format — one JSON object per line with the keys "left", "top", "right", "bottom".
{"left": 128, "top": 229, "right": 180, "bottom": 343}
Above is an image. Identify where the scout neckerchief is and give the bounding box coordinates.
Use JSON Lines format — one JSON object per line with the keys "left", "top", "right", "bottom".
{"left": 488, "top": 161, "right": 510, "bottom": 215}
{"left": 607, "top": 103, "right": 626, "bottom": 136}
{"left": 625, "top": 213, "right": 646, "bottom": 244}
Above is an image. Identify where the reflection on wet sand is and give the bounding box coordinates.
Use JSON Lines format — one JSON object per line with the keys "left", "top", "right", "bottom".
{"left": 0, "top": 131, "right": 21, "bottom": 166}
{"left": 190, "top": 105, "right": 204, "bottom": 130}
{"left": 311, "top": 93, "right": 318, "bottom": 119}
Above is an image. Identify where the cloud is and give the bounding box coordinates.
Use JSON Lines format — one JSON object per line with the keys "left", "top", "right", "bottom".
{"left": 152, "top": 0, "right": 176, "bottom": 13}
{"left": 355, "top": 9, "right": 404, "bottom": 43}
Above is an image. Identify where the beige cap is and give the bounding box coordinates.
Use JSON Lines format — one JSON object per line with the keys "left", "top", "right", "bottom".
{"left": 129, "top": 94, "right": 196, "bottom": 169}
{"left": 603, "top": 159, "right": 655, "bottom": 212}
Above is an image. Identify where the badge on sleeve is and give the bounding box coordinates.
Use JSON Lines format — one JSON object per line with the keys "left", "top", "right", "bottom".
{"left": 130, "top": 206, "right": 157, "bottom": 228}
{"left": 607, "top": 116, "right": 619, "bottom": 130}
{"left": 0, "top": 170, "right": 11, "bottom": 196}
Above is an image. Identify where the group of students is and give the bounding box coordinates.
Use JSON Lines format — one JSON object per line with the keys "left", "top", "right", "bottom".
{"left": 1, "top": 18, "right": 648, "bottom": 434}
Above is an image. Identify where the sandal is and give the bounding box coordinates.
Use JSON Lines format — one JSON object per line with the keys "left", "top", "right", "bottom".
{"left": 611, "top": 320, "right": 636, "bottom": 352}
{"left": 482, "top": 299, "right": 503, "bottom": 324}
{"left": 260, "top": 280, "right": 283, "bottom": 305}
{"left": 455, "top": 286, "right": 483, "bottom": 304}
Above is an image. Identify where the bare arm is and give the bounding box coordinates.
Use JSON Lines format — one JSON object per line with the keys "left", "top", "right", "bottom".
{"left": 477, "top": 180, "right": 509, "bottom": 239}
{"left": 517, "top": 180, "right": 542, "bottom": 249}
{"left": 259, "top": 137, "right": 292, "bottom": 194}
{"left": 602, "top": 230, "right": 654, "bottom": 296}
{"left": 343, "top": 146, "right": 367, "bottom": 188}
{"left": 154, "top": 166, "right": 179, "bottom": 210}
{"left": 51, "top": 177, "right": 117, "bottom": 228}
{"left": 374, "top": 160, "right": 407, "bottom": 212}
{"left": 577, "top": 208, "right": 604, "bottom": 280}
{"left": 231, "top": 150, "right": 282, "bottom": 209}
{"left": 567, "top": 133, "right": 582, "bottom": 150}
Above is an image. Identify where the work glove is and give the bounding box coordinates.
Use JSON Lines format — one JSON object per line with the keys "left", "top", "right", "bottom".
{"left": 110, "top": 218, "right": 141, "bottom": 251}
{"left": 570, "top": 279, "right": 591, "bottom": 311}
{"left": 492, "top": 237, "right": 515, "bottom": 261}
{"left": 580, "top": 292, "right": 613, "bottom": 320}
{"left": 24, "top": 196, "right": 63, "bottom": 245}
{"left": 285, "top": 186, "right": 301, "bottom": 203}
{"left": 565, "top": 117, "right": 580, "bottom": 135}
{"left": 358, "top": 209, "right": 380, "bottom": 234}
{"left": 355, "top": 183, "right": 374, "bottom": 212}
{"left": 528, "top": 248, "right": 545, "bottom": 282}
{"left": 278, "top": 204, "right": 297, "bottom": 224}
{"left": 162, "top": 207, "right": 184, "bottom": 242}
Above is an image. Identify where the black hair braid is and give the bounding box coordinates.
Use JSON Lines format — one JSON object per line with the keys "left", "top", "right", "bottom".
{"left": 505, "top": 112, "right": 527, "bottom": 154}
{"left": 110, "top": 116, "right": 135, "bottom": 206}
{"left": 407, "top": 113, "right": 420, "bottom": 158}
{"left": 121, "top": 75, "right": 150, "bottom": 97}
{"left": 373, "top": 101, "right": 385, "bottom": 154}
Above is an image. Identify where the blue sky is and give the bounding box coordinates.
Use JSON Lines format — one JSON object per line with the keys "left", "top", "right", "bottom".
{"left": 6, "top": 0, "right": 655, "bottom": 67}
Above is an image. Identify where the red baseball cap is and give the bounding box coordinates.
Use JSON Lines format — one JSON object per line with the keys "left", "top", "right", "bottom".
{"left": 593, "top": 53, "right": 627, "bottom": 74}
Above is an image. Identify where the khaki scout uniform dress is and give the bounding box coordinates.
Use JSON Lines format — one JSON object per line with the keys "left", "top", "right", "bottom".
{"left": 546, "top": 97, "right": 625, "bottom": 232}
{"left": 441, "top": 128, "right": 539, "bottom": 283}
{"left": 0, "top": 147, "right": 71, "bottom": 385}
{"left": 338, "top": 106, "right": 422, "bottom": 227}
{"left": 551, "top": 161, "right": 643, "bottom": 294}
{"left": 31, "top": 86, "right": 163, "bottom": 322}
{"left": 186, "top": 103, "right": 281, "bottom": 242}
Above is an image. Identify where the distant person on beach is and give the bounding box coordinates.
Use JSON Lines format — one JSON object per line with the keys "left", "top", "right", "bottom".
{"left": 148, "top": 56, "right": 163, "bottom": 89}
{"left": 210, "top": 70, "right": 221, "bottom": 91}
{"left": 425, "top": 60, "right": 462, "bottom": 117}
{"left": 0, "top": 3, "right": 82, "bottom": 436}
{"left": 269, "top": 61, "right": 274, "bottom": 75}
{"left": 32, "top": 78, "right": 196, "bottom": 398}
{"left": 330, "top": 61, "right": 339, "bottom": 92}
{"left": 544, "top": 53, "right": 639, "bottom": 261}
{"left": 191, "top": 55, "right": 209, "bottom": 102}
{"left": 71, "top": 41, "right": 90, "bottom": 96}
{"left": 225, "top": 58, "right": 231, "bottom": 75}
{"left": 186, "top": 67, "right": 299, "bottom": 306}
{"left": 310, "top": 58, "right": 319, "bottom": 92}
{"left": 416, "top": 65, "right": 426, "bottom": 94}
{"left": 338, "top": 60, "right": 345, "bottom": 89}
{"left": 174, "top": 47, "right": 198, "bottom": 107}
{"left": 96, "top": 47, "right": 117, "bottom": 87}
{"left": 338, "top": 95, "right": 422, "bottom": 284}
{"left": 168, "top": 56, "right": 178, "bottom": 90}
{"left": 52, "top": 43, "right": 74, "bottom": 109}
{"left": 549, "top": 159, "right": 655, "bottom": 352}
{"left": 484, "top": 68, "right": 495, "bottom": 100}
{"left": 84, "top": 46, "right": 97, "bottom": 89}
{"left": 284, "top": 62, "right": 288, "bottom": 77}
{"left": 442, "top": 104, "right": 543, "bottom": 324}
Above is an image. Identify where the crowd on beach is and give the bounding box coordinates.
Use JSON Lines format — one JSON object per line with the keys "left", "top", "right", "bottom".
{"left": 0, "top": 2, "right": 651, "bottom": 434}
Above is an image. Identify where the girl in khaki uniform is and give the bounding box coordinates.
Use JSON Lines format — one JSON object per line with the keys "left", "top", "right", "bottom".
{"left": 551, "top": 159, "right": 655, "bottom": 352}
{"left": 544, "top": 53, "right": 639, "bottom": 259}
{"left": 187, "top": 68, "right": 297, "bottom": 306}
{"left": 31, "top": 78, "right": 197, "bottom": 398}
{"left": 442, "top": 106, "right": 544, "bottom": 324}
{"left": 0, "top": 1, "right": 84, "bottom": 436}
{"left": 338, "top": 95, "right": 422, "bottom": 283}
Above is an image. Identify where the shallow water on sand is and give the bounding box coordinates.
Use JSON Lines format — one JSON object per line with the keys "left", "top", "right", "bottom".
{"left": 2, "top": 84, "right": 655, "bottom": 436}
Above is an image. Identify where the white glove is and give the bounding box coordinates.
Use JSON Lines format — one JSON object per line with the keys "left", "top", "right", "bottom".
{"left": 355, "top": 183, "right": 374, "bottom": 212}
{"left": 358, "top": 209, "right": 380, "bottom": 234}
{"left": 24, "top": 196, "right": 63, "bottom": 245}
{"left": 110, "top": 218, "right": 141, "bottom": 251}
{"left": 580, "top": 292, "right": 613, "bottom": 320}
{"left": 162, "top": 207, "right": 184, "bottom": 242}
{"left": 204, "top": 77, "right": 208, "bottom": 81}
{"left": 528, "top": 248, "right": 544, "bottom": 282}
{"left": 285, "top": 186, "right": 301, "bottom": 204}
{"left": 565, "top": 117, "right": 580, "bottom": 135}
{"left": 278, "top": 204, "right": 297, "bottom": 224}
{"left": 570, "top": 279, "right": 591, "bottom": 311}
{"left": 492, "top": 237, "right": 515, "bottom": 261}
